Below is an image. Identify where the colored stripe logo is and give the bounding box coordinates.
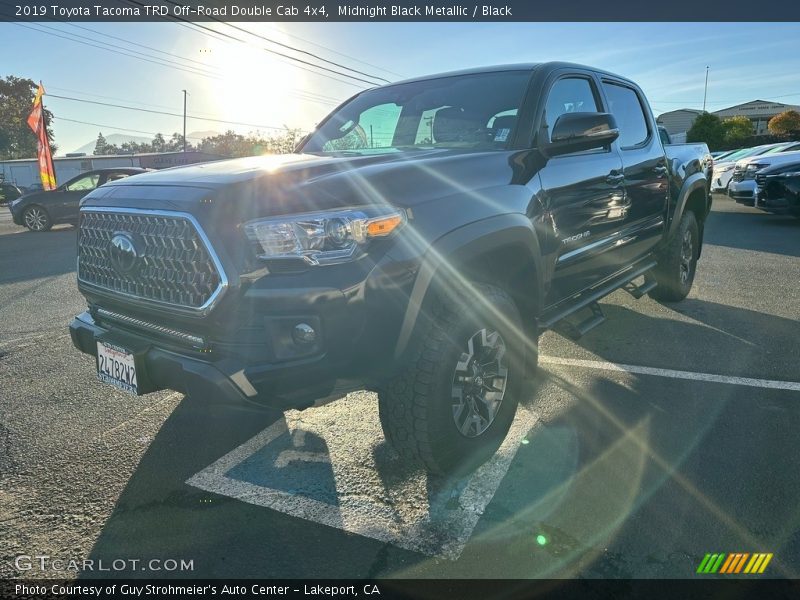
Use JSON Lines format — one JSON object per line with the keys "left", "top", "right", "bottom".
{"left": 697, "top": 552, "right": 773, "bottom": 574}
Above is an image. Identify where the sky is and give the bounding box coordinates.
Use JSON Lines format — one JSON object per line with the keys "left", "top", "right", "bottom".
{"left": 1, "top": 21, "right": 799, "bottom": 155}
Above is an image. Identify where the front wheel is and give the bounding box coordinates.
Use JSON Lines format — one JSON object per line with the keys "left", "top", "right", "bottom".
{"left": 378, "top": 282, "right": 528, "bottom": 476}
{"left": 648, "top": 211, "right": 699, "bottom": 302}
{"left": 23, "top": 205, "right": 52, "bottom": 232}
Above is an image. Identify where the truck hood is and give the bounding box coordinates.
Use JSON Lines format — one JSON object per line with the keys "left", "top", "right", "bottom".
{"left": 85, "top": 149, "right": 526, "bottom": 217}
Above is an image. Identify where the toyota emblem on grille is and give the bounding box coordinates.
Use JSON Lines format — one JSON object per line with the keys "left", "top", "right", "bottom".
{"left": 109, "top": 233, "right": 139, "bottom": 274}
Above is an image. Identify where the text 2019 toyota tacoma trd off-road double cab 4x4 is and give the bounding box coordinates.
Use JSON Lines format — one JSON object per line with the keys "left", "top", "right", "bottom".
{"left": 70, "top": 63, "right": 712, "bottom": 475}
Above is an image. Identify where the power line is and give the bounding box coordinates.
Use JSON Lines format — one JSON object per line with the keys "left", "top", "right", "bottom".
{"left": 47, "top": 93, "right": 302, "bottom": 131}
{"left": 233, "top": 22, "right": 406, "bottom": 79}
{"left": 56, "top": 116, "right": 208, "bottom": 141}
{"left": 16, "top": 22, "right": 342, "bottom": 108}
{"left": 122, "top": 0, "right": 383, "bottom": 87}
{"left": 15, "top": 23, "right": 225, "bottom": 81}
{"left": 65, "top": 20, "right": 370, "bottom": 102}
{"left": 159, "top": 0, "right": 391, "bottom": 84}
{"left": 166, "top": 19, "right": 369, "bottom": 90}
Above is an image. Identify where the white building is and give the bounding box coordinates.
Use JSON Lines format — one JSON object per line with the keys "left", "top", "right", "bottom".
{"left": 712, "top": 100, "right": 800, "bottom": 136}
{"left": 656, "top": 100, "right": 800, "bottom": 141}
{"left": 0, "top": 151, "right": 225, "bottom": 190}
{"left": 656, "top": 109, "right": 704, "bottom": 137}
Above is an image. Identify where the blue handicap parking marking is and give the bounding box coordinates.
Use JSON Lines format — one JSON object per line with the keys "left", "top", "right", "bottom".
{"left": 187, "top": 397, "right": 541, "bottom": 560}
{"left": 226, "top": 427, "right": 339, "bottom": 507}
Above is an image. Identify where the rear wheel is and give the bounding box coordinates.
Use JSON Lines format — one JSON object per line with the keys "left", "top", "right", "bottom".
{"left": 648, "top": 211, "right": 698, "bottom": 302}
{"left": 378, "top": 282, "right": 528, "bottom": 476}
{"left": 23, "top": 205, "right": 52, "bottom": 232}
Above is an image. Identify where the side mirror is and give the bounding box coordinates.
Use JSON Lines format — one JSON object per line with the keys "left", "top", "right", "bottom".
{"left": 544, "top": 112, "right": 619, "bottom": 157}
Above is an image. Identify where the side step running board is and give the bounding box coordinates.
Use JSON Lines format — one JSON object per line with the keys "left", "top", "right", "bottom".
{"left": 623, "top": 276, "right": 658, "bottom": 299}
{"left": 554, "top": 302, "right": 606, "bottom": 340}
{"left": 538, "top": 259, "right": 658, "bottom": 338}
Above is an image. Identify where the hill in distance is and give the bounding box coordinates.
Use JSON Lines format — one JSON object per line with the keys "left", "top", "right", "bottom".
{"left": 70, "top": 130, "right": 221, "bottom": 155}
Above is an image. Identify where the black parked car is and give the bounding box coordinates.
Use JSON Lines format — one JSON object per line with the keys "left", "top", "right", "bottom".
{"left": 0, "top": 182, "right": 23, "bottom": 205}
{"left": 9, "top": 168, "right": 148, "bottom": 231}
{"left": 756, "top": 161, "right": 800, "bottom": 218}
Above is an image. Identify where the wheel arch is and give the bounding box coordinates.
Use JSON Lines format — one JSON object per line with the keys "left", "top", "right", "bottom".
{"left": 670, "top": 174, "right": 709, "bottom": 256}
{"left": 393, "top": 213, "right": 543, "bottom": 363}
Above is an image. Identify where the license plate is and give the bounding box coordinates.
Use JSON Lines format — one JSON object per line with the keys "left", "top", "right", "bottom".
{"left": 97, "top": 341, "right": 138, "bottom": 395}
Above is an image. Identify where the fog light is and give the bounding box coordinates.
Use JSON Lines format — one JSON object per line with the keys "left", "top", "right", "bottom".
{"left": 293, "top": 322, "right": 317, "bottom": 345}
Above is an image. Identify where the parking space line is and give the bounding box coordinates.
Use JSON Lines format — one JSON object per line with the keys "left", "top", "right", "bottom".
{"left": 540, "top": 356, "right": 800, "bottom": 392}
{"left": 186, "top": 403, "right": 540, "bottom": 560}
{"left": 0, "top": 330, "right": 70, "bottom": 350}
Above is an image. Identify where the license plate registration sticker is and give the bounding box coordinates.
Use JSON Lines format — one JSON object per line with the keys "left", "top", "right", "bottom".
{"left": 96, "top": 341, "right": 138, "bottom": 395}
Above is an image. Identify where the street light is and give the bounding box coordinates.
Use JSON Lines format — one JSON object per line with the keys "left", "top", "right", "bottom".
{"left": 182, "top": 89, "right": 189, "bottom": 152}
{"left": 703, "top": 67, "right": 710, "bottom": 112}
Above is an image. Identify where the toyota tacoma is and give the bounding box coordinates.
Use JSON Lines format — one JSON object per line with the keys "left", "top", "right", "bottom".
{"left": 70, "top": 63, "right": 712, "bottom": 475}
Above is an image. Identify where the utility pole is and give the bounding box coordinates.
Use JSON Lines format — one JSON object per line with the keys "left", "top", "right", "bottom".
{"left": 182, "top": 89, "right": 188, "bottom": 152}
{"left": 702, "top": 67, "right": 709, "bottom": 112}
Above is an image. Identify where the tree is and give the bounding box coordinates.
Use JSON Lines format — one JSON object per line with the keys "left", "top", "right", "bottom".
{"left": 768, "top": 110, "right": 800, "bottom": 136}
{"left": 686, "top": 112, "right": 725, "bottom": 150}
{"left": 152, "top": 133, "right": 166, "bottom": 153}
{"left": 722, "top": 116, "right": 753, "bottom": 145}
{"left": 0, "top": 76, "right": 57, "bottom": 159}
{"left": 196, "top": 128, "right": 304, "bottom": 157}
{"left": 93, "top": 132, "right": 109, "bottom": 155}
{"left": 164, "top": 132, "right": 192, "bottom": 152}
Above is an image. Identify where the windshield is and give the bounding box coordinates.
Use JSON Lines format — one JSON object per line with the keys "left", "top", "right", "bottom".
{"left": 301, "top": 71, "right": 532, "bottom": 155}
{"left": 721, "top": 146, "right": 771, "bottom": 162}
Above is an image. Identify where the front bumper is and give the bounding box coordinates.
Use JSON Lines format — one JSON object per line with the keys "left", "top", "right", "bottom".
{"left": 8, "top": 203, "right": 23, "bottom": 225}
{"left": 70, "top": 311, "right": 254, "bottom": 406}
{"left": 729, "top": 180, "right": 758, "bottom": 205}
{"left": 711, "top": 171, "right": 734, "bottom": 192}
{"left": 754, "top": 194, "right": 800, "bottom": 216}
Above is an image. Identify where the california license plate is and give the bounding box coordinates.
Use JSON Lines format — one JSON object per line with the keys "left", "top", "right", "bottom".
{"left": 97, "top": 341, "right": 138, "bottom": 395}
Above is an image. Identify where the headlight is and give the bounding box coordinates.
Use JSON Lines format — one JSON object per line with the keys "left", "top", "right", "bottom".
{"left": 746, "top": 163, "right": 765, "bottom": 172}
{"left": 244, "top": 207, "right": 406, "bottom": 265}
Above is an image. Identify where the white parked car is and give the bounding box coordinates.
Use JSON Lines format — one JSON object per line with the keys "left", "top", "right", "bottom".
{"left": 729, "top": 148, "right": 800, "bottom": 205}
{"left": 711, "top": 143, "right": 796, "bottom": 192}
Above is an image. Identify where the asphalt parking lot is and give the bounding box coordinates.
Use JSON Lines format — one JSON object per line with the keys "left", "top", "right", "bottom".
{"left": 1, "top": 197, "right": 798, "bottom": 580}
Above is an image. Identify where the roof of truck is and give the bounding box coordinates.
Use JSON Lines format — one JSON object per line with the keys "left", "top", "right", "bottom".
{"left": 385, "top": 62, "right": 635, "bottom": 88}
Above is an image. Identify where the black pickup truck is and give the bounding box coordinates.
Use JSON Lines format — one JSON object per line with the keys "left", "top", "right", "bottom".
{"left": 70, "top": 63, "right": 712, "bottom": 475}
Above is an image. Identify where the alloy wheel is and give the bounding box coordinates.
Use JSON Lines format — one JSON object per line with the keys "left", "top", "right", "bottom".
{"left": 679, "top": 228, "right": 693, "bottom": 284}
{"left": 451, "top": 328, "right": 509, "bottom": 438}
{"left": 24, "top": 207, "right": 48, "bottom": 231}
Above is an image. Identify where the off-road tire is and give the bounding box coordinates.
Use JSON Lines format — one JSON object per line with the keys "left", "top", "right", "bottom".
{"left": 648, "top": 211, "right": 699, "bottom": 302}
{"left": 378, "top": 282, "right": 526, "bottom": 476}
{"left": 23, "top": 205, "right": 52, "bottom": 232}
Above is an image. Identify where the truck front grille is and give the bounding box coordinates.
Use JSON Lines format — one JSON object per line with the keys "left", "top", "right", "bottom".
{"left": 78, "top": 209, "right": 226, "bottom": 311}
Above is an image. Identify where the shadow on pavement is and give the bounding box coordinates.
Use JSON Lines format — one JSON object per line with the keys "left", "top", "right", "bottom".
{"left": 0, "top": 227, "right": 77, "bottom": 284}
{"left": 82, "top": 300, "right": 800, "bottom": 579}
{"left": 570, "top": 299, "right": 800, "bottom": 382}
{"left": 704, "top": 208, "right": 800, "bottom": 258}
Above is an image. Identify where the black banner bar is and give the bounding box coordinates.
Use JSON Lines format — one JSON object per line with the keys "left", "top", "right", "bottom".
{"left": 2, "top": 579, "right": 800, "bottom": 600}
{"left": 3, "top": 0, "right": 800, "bottom": 22}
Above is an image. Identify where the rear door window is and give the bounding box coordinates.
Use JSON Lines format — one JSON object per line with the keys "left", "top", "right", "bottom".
{"left": 602, "top": 82, "right": 650, "bottom": 148}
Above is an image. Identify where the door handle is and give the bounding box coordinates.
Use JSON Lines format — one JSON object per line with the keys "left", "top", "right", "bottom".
{"left": 653, "top": 165, "right": 668, "bottom": 177}
{"left": 606, "top": 172, "right": 625, "bottom": 186}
